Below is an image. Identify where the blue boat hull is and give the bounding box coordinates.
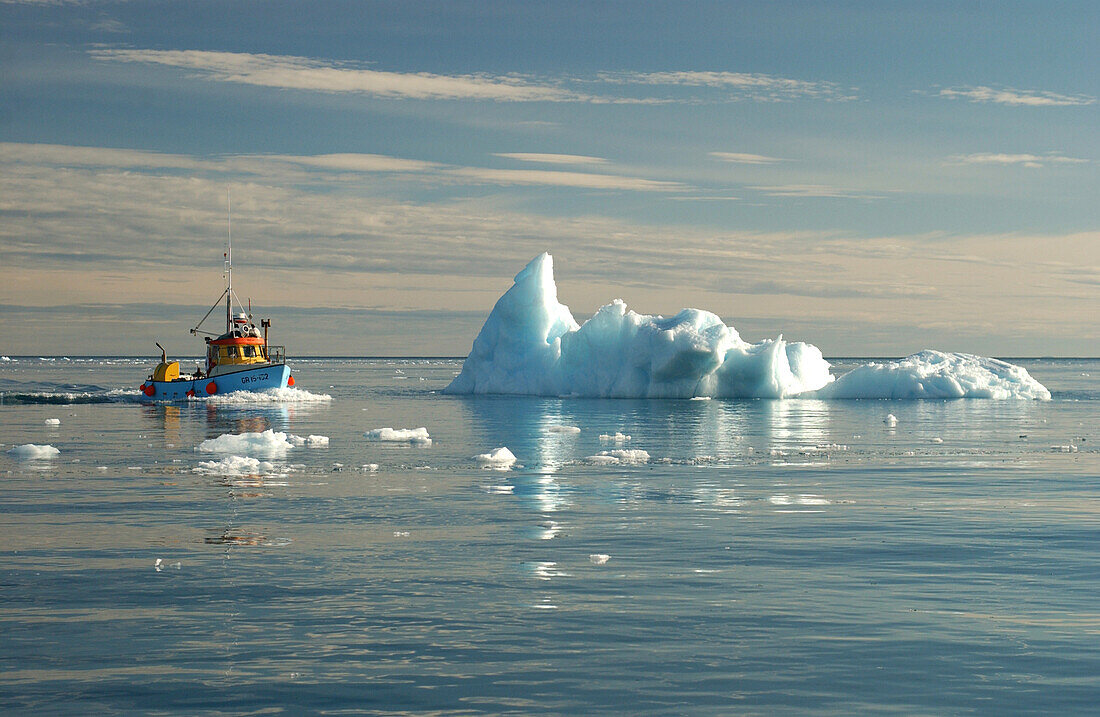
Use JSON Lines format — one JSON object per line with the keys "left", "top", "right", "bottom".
{"left": 142, "top": 364, "right": 290, "bottom": 401}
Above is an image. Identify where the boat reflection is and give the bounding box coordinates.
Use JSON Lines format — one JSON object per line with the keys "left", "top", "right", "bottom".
{"left": 141, "top": 400, "right": 292, "bottom": 446}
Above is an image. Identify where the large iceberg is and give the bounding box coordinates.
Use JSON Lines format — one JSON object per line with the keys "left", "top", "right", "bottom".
{"left": 445, "top": 254, "right": 1050, "bottom": 400}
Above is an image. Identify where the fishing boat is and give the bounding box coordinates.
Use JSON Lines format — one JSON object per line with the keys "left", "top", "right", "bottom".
{"left": 139, "top": 201, "right": 294, "bottom": 401}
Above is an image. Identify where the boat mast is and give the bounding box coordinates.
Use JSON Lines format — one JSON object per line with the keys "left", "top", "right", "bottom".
{"left": 225, "top": 189, "right": 232, "bottom": 334}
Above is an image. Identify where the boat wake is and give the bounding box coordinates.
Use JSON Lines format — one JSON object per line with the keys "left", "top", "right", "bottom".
{"left": 0, "top": 384, "right": 142, "bottom": 405}
{"left": 195, "top": 387, "right": 333, "bottom": 404}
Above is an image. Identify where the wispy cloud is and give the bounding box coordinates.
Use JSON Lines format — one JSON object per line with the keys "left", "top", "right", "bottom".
{"left": 947, "top": 152, "right": 1089, "bottom": 169}
{"left": 1, "top": 143, "right": 680, "bottom": 193}
{"left": 748, "top": 184, "right": 882, "bottom": 200}
{"left": 89, "top": 49, "right": 852, "bottom": 104}
{"left": 494, "top": 153, "right": 608, "bottom": 165}
{"left": 599, "top": 71, "right": 857, "bottom": 101}
{"left": 90, "top": 49, "right": 592, "bottom": 102}
{"left": 447, "top": 167, "right": 683, "bottom": 192}
{"left": 273, "top": 153, "right": 442, "bottom": 173}
{"left": 939, "top": 85, "right": 1095, "bottom": 107}
{"left": 709, "top": 152, "right": 788, "bottom": 165}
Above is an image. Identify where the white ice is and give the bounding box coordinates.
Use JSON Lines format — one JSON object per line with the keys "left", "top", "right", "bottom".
{"left": 587, "top": 449, "right": 650, "bottom": 464}
{"left": 197, "top": 429, "right": 295, "bottom": 457}
{"left": 475, "top": 446, "right": 517, "bottom": 468}
{"left": 194, "top": 455, "right": 277, "bottom": 475}
{"left": 813, "top": 351, "right": 1051, "bottom": 399}
{"left": 445, "top": 253, "right": 1051, "bottom": 400}
{"left": 7, "top": 444, "right": 60, "bottom": 459}
{"left": 547, "top": 425, "right": 581, "bottom": 434}
{"left": 288, "top": 434, "right": 330, "bottom": 447}
{"left": 364, "top": 427, "right": 432, "bottom": 445}
{"left": 44, "top": 418, "right": 61, "bottom": 426}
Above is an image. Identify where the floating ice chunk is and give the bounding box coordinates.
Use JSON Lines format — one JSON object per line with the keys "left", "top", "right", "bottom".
{"left": 44, "top": 418, "right": 61, "bottom": 426}
{"left": 154, "top": 558, "right": 181, "bottom": 572}
{"left": 445, "top": 256, "right": 1049, "bottom": 400}
{"left": 599, "top": 432, "right": 631, "bottom": 443}
{"left": 193, "top": 455, "right": 276, "bottom": 475}
{"left": 288, "top": 434, "right": 330, "bottom": 447}
{"left": 475, "top": 446, "right": 518, "bottom": 468}
{"left": 7, "top": 444, "right": 60, "bottom": 459}
{"left": 884, "top": 414, "right": 898, "bottom": 426}
{"left": 547, "top": 425, "right": 581, "bottom": 434}
{"left": 589, "top": 553, "right": 611, "bottom": 565}
{"left": 816, "top": 351, "right": 1051, "bottom": 400}
{"left": 364, "top": 427, "right": 432, "bottom": 445}
{"left": 931, "top": 437, "right": 944, "bottom": 444}
{"left": 197, "top": 429, "right": 294, "bottom": 457}
{"left": 587, "top": 449, "right": 650, "bottom": 464}
{"left": 362, "top": 463, "right": 380, "bottom": 472}
{"left": 1050, "top": 445, "right": 1078, "bottom": 453}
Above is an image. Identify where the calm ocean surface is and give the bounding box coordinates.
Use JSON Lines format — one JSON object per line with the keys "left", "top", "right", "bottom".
{"left": 1, "top": 357, "right": 1097, "bottom": 715}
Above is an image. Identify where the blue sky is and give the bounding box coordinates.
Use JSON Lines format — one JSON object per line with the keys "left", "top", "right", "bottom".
{"left": 1, "top": 0, "right": 1097, "bottom": 356}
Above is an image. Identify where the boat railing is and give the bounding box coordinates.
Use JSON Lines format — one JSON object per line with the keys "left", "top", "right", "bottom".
{"left": 267, "top": 345, "right": 286, "bottom": 364}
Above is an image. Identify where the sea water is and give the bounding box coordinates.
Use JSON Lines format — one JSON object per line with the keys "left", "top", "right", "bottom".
{"left": 1, "top": 357, "right": 1097, "bottom": 714}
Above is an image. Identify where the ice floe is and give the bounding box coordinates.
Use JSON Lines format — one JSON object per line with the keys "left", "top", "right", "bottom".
{"left": 364, "top": 427, "right": 432, "bottom": 445}
{"left": 44, "top": 418, "right": 61, "bottom": 426}
{"left": 814, "top": 351, "right": 1051, "bottom": 400}
{"left": 599, "top": 432, "right": 631, "bottom": 443}
{"left": 475, "top": 446, "right": 517, "bottom": 468}
{"left": 288, "top": 434, "right": 330, "bottom": 447}
{"left": 197, "top": 429, "right": 295, "bottom": 457}
{"left": 6, "top": 443, "right": 60, "bottom": 459}
{"left": 445, "top": 253, "right": 1050, "bottom": 400}
{"left": 589, "top": 554, "right": 611, "bottom": 565}
{"left": 194, "top": 455, "right": 277, "bottom": 475}
{"left": 587, "top": 449, "right": 650, "bottom": 464}
{"left": 547, "top": 425, "right": 581, "bottom": 434}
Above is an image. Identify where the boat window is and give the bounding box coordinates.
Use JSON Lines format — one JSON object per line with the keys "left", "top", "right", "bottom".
{"left": 227, "top": 347, "right": 240, "bottom": 359}
{"left": 243, "top": 346, "right": 256, "bottom": 357}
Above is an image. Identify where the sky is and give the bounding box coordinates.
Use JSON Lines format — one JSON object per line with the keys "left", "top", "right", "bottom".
{"left": 1, "top": 0, "right": 1097, "bottom": 357}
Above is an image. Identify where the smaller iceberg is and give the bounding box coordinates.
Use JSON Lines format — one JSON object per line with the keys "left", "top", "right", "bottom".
{"left": 445, "top": 254, "right": 1050, "bottom": 400}
{"left": 814, "top": 351, "right": 1050, "bottom": 400}
{"left": 7, "top": 444, "right": 60, "bottom": 459}
{"left": 475, "top": 446, "right": 517, "bottom": 469}
{"left": 364, "top": 427, "right": 432, "bottom": 445}
{"left": 197, "top": 430, "right": 295, "bottom": 457}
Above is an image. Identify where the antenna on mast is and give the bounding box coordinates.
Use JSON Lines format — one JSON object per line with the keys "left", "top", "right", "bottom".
{"left": 225, "top": 188, "right": 232, "bottom": 333}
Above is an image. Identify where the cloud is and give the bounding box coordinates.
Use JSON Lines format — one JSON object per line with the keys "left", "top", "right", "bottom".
{"left": 0, "top": 143, "right": 679, "bottom": 193}
{"left": 494, "top": 153, "right": 608, "bottom": 165}
{"left": 90, "top": 49, "right": 592, "bottom": 102}
{"left": 709, "top": 152, "right": 788, "bottom": 165}
{"left": 273, "top": 153, "right": 442, "bottom": 173}
{"left": 747, "top": 184, "right": 882, "bottom": 200}
{"left": 599, "top": 71, "right": 856, "bottom": 101}
{"left": 947, "top": 152, "right": 1089, "bottom": 169}
{"left": 89, "top": 49, "right": 851, "bottom": 104}
{"left": 3, "top": 142, "right": 1095, "bottom": 356}
{"left": 446, "top": 167, "right": 684, "bottom": 191}
{"left": 938, "top": 85, "right": 1095, "bottom": 107}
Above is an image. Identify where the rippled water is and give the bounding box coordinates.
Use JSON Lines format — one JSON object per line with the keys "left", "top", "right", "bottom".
{"left": 1, "top": 357, "right": 1097, "bottom": 714}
